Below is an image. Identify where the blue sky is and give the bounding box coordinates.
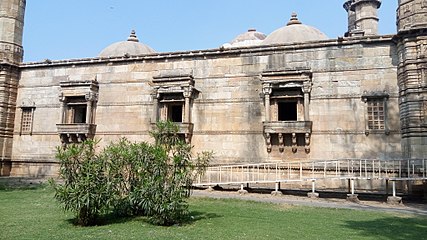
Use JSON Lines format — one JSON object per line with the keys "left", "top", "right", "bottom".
{"left": 23, "top": 0, "right": 398, "bottom": 62}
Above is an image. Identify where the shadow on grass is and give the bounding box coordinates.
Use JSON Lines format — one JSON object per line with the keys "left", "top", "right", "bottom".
{"left": 65, "top": 210, "right": 222, "bottom": 227}
{"left": 344, "top": 216, "right": 427, "bottom": 240}
{"left": 0, "top": 183, "right": 49, "bottom": 192}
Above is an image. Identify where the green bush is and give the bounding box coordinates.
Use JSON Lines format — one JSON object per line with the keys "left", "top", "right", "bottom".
{"left": 51, "top": 121, "right": 212, "bottom": 226}
{"left": 50, "top": 139, "right": 111, "bottom": 226}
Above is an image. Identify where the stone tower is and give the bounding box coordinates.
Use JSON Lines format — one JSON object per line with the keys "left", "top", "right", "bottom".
{"left": 343, "top": 0, "right": 381, "bottom": 36}
{"left": 0, "top": 0, "right": 26, "bottom": 175}
{"left": 396, "top": 0, "right": 427, "bottom": 159}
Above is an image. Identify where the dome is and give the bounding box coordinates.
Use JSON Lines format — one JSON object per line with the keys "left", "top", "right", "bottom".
{"left": 222, "top": 29, "right": 266, "bottom": 48}
{"left": 262, "top": 13, "right": 328, "bottom": 45}
{"left": 99, "top": 30, "right": 155, "bottom": 57}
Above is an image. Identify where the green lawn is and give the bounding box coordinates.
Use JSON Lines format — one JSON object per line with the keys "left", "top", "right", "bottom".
{"left": 1, "top": 186, "right": 426, "bottom": 240}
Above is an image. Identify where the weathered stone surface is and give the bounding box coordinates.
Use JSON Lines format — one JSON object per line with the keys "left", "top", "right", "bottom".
{"left": 387, "top": 196, "right": 403, "bottom": 205}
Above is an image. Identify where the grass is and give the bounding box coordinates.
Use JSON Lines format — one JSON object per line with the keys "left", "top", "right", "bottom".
{"left": 1, "top": 186, "right": 427, "bottom": 240}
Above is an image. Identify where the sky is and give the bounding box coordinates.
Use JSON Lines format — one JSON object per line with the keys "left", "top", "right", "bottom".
{"left": 23, "top": 0, "right": 398, "bottom": 62}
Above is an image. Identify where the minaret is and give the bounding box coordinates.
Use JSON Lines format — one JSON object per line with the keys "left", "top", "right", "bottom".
{"left": 343, "top": 0, "right": 356, "bottom": 35}
{"left": 396, "top": 0, "right": 427, "bottom": 159}
{"left": 344, "top": 0, "right": 381, "bottom": 36}
{"left": 0, "top": 0, "right": 26, "bottom": 175}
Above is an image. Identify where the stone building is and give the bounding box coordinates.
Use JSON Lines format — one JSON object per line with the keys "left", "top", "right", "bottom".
{"left": 0, "top": 0, "right": 426, "bottom": 177}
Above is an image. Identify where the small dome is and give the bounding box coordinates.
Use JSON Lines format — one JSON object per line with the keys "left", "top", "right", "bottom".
{"left": 222, "top": 29, "right": 267, "bottom": 48}
{"left": 262, "top": 13, "right": 328, "bottom": 45}
{"left": 99, "top": 30, "right": 155, "bottom": 57}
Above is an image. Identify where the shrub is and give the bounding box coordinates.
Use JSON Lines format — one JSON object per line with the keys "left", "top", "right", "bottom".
{"left": 50, "top": 139, "right": 111, "bottom": 226}
{"left": 51, "top": 121, "right": 212, "bottom": 226}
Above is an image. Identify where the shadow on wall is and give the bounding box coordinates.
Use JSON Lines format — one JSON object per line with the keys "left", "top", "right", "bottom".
{"left": 0, "top": 161, "right": 11, "bottom": 176}
{"left": 343, "top": 216, "right": 427, "bottom": 240}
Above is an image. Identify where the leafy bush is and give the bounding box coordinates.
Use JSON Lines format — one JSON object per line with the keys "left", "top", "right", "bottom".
{"left": 51, "top": 121, "right": 212, "bottom": 226}
{"left": 50, "top": 139, "right": 111, "bottom": 226}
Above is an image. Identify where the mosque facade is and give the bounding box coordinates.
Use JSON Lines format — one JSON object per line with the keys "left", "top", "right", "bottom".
{"left": 0, "top": 0, "right": 426, "bottom": 177}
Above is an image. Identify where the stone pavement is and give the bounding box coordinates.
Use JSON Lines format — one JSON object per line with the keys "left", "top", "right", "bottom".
{"left": 191, "top": 190, "right": 427, "bottom": 217}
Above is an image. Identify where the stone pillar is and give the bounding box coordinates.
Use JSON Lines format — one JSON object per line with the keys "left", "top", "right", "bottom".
{"left": 343, "top": 0, "right": 356, "bottom": 34}
{"left": 350, "top": 0, "right": 381, "bottom": 36}
{"left": 303, "top": 81, "right": 312, "bottom": 121}
{"left": 183, "top": 87, "right": 193, "bottom": 123}
{"left": 86, "top": 101, "right": 92, "bottom": 124}
{"left": 152, "top": 92, "right": 159, "bottom": 123}
{"left": 59, "top": 94, "right": 66, "bottom": 123}
{"left": 263, "top": 84, "right": 272, "bottom": 122}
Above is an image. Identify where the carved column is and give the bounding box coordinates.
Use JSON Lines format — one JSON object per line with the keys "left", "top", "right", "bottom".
{"left": 152, "top": 91, "right": 159, "bottom": 123}
{"left": 303, "top": 81, "right": 312, "bottom": 121}
{"left": 58, "top": 93, "right": 66, "bottom": 124}
{"left": 183, "top": 86, "right": 193, "bottom": 123}
{"left": 85, "top": 92, "right": 97, "bottom": 124}
{"left": 263, "top": 84, "right": 273, "bottom": 122}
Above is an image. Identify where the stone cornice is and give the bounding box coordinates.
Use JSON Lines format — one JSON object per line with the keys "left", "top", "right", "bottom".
{"left": 20, "top": 35, "right": 396, "bottom": 69}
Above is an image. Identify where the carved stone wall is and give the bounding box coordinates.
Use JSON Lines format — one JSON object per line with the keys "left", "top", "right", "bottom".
{"left": 397, "top": 0, "right": 427, "bottom": 158}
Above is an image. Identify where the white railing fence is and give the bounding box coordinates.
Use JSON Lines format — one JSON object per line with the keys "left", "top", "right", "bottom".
{"left": 194, "top": 159, "right": 427, "bottom": 186}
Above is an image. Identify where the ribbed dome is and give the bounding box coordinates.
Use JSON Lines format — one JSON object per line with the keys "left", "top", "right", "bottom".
{"left": 262, "top": 13, "right": 328, "bottom": 45}
{"left": 99, "top": 30, "right": 155, "bottom": 57}
{"left": 222, "top": 29, "right": 267, "bottom": 48}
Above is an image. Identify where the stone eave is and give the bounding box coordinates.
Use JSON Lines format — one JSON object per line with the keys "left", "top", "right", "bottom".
{"left": 20, "top": 34, "right": 396, "bottom": 69}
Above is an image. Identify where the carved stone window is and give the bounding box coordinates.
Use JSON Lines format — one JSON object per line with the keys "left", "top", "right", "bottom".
{"left": 20, "top": 108, "right": 34, "bottom": 135}
{"left": 19, "top": 99, "right": 35, "bottom": 135}
{"left": 260, "top": 69, "right": 313, "bottom": 154}
{"left": 152, "top": 73, "right": 197, "bottom": 143}
{"left": 362, "top": 91, "right": 389, "bottom": 135}
{"left": 57, "top": 80, "right": 99, "bottom": 144}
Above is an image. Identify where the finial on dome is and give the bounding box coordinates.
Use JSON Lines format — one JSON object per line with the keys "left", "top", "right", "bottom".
{"left": 127, "top": 30, "right": 139, "bottom": 42}
{"left": 287, "top": 12, "right": 302, "bottom": 26}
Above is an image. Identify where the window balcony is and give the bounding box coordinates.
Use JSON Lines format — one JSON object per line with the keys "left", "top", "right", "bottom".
{"left": 150, "top": 122, "right": 194, "bottom": 143}
{"left": 263, "top": 121, "right": 312, "bottom": 153}
{"left": 263, "top": 121, "right": 312, "bottom": 134}
{"left": 56, "top": 123, "right": 97, "bottom": 144}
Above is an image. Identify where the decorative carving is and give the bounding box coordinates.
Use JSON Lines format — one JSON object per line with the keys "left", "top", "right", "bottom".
{"left": 183, "top": 86, "right": 193, "bottom": 98}
{"left": 85, "top": 92, "right": 98, "bottom": 102}
{"left": 21, "top": 98, "right": 35, "bottom": 107}
{"left": 305, "top": 133, "right": 311, "bottom": 154}
{"left": 424, "top": 101, "right": 427, "bottom": 124}
{"left": 278, "top": 133, "right": 284, "bottom": 153}
{"left": 417, "top": 41, "right": 427, "bottom": 58}
{"left": 292, "top": 133, "right": 297, "bottom": 153}
{"left": 302, "top": 81, "right": 312, "bottom": 94}
{"left": 58, "top": 92, "right": 65, "bottom": 102}
{"left": 262, "top": 84, "right": 272, "bottom": 95}
{"left": 265, "top": 133, "right": 272, "bottom": 153}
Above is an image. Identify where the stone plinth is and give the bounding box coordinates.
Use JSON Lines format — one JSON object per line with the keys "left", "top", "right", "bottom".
{"left": 237, "top": 189, "right": 248, "bottom": 195}
{"left": 387, "top": 196, "right": 403, "bottom": 205}
{"left": 271, "top": 191, "right": 283, "bottom": 196}
{"left": 346, "top": 194, "right": 360, "bottom": 203}
{"left": 307, "top": 192, "right": 319, "bottom": 199}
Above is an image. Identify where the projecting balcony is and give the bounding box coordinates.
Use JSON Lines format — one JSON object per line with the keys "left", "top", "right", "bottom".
{"left": 56, "top": 123, "right": 97, "bottom": 144}
{"left": 151, "top": 122, "right": 194, "bottom": 143}
{"left": 263, "top": 121, "right": 312, "bottom": 134}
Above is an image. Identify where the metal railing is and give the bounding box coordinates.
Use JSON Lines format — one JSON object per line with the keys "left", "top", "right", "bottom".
{"left": 194, "top": 159, "right": 427, "bottom": 186}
